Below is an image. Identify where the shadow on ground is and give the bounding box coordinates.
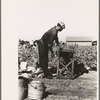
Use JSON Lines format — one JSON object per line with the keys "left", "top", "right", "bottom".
{"left": 43, "top": 91, "right": 52, "bottom": 98}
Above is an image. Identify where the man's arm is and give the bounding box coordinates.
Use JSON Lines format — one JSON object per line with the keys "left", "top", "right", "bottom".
{"left": 55, "top": 36, "right": 59, "bottom": 46}
{"left": 48, "top": 28, "right": 59, "bottom": 57}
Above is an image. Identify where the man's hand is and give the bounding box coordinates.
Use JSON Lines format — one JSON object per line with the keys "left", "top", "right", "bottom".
{"left": 51, "top": 53, "right": 54, "bottom": 57}
{"left": 56, "top": 46, "right": 60, "bottom": 51}
{"left": 56, "top": 46, "right": 60, "bottom": 57}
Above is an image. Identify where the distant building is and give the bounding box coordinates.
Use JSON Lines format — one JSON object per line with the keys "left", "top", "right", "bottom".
{"left": 66, "top": 37, "right": 92, "bottom": 46}
{"left": 92, "top": 41, "right": 97, "bottom": 46}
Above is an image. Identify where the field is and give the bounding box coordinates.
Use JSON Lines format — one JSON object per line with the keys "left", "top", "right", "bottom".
{"left": 18, "top": 40, "right": 97, "bottom": 71}
{"left": 33, "top": 71, "right": 97, "bottom": 100}
{"left": 18, "top": 40, "right": 97, "bottom": 100}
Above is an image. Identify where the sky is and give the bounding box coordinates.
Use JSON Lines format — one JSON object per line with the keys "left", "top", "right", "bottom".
{"left": 17, "top": 0, "right": 98, "bottom": 41}
{"left": 2, "top": 0, "right": 99, "bottom": 42}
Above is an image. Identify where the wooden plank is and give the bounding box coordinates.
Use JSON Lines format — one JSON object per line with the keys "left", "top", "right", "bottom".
{"left": 71, "top": 59, "right": 74, "bottom": 78}
{"left": 57, "top": 59, "right": 73, "bottom": 79}
{"left": 56, "top": 57, "right": 60, "bottom": 76}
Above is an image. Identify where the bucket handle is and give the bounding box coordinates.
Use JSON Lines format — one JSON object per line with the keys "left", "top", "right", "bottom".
{"left": 30, "top": 84, "right": 47, "bottom": 89}
{"left": 30, "top": 84, "right": 37, "bottom": 89}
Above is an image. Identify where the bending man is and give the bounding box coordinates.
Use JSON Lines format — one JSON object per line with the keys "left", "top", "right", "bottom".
{"left": 37, "top": 22, "right": 65, "bottom": 79}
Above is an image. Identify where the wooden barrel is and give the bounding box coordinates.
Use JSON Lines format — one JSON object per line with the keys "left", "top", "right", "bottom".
{"left": 28, "top": 81, "right": 46, "bottom": 100}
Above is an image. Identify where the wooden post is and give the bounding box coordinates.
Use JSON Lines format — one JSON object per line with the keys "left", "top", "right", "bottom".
{"left": 71, "top": 59, "right": 74, "bottom": 79}
{"left": 56, "top": 57, "right": 59, "bottom": 76}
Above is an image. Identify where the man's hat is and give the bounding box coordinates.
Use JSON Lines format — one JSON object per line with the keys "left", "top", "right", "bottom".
{"left": 57, "top": 22, "right": 65, "bottom": 29}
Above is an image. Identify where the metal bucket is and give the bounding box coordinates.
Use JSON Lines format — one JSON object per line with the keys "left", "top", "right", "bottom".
{"left": 18, "top": 78, "right": 29, "bottom": 100}
{"left": 28, "top": 81, "right": 46, "bottom": 100}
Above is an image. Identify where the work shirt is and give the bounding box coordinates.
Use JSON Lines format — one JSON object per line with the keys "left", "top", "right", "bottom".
{"left": 41, "top": 26, "right": 59, "bottom": 46}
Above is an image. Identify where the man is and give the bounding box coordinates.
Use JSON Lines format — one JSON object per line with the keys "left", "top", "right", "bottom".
{"left": 37, "top": 22, "right": 65, "bottom": 79}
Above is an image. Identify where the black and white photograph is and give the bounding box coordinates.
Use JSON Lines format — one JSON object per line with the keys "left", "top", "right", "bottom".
{"left": 2, "top": 0, "right": 98, "bottom": 100}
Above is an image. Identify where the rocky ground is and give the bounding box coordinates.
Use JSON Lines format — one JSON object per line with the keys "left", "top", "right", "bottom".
{"left": 32, "top": 71, "right": 97, "bottom": 100}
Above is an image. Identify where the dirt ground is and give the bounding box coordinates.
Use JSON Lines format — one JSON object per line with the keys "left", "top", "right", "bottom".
{"left": 33, "top": 71, "right": 97, "bottom": 100}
